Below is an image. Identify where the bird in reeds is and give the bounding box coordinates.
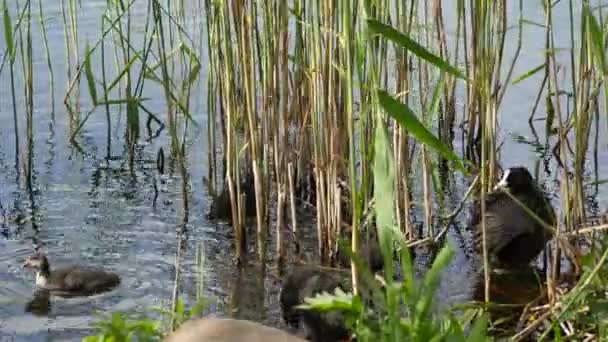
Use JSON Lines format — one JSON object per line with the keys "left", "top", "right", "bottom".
{"left": 279, "top": 266, "right": 351, "bottom": 342}
{"left": 206, "top": 172, "right": 256, "bottom": 222}
{"left": 471, "top": 166, "right": 556, "bottom": 267}
{"left": 335, "top": 235, "right": 384, "bottom": 274}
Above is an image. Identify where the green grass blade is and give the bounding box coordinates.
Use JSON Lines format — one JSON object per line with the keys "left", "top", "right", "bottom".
{"left": 98, "top": 98, "right": 149, "bottom": 106}
{"left": 400, "top": 245, "right": 417, "bottom": 304}
{"left": 467, "top": 313, "right": 489, "bottom": 341}
{"left": 429, "top": 246, "right": 454, "bottom": 276}
{"left": 584, "top": 4, "right": 607, "bottom": 74}
{"left": 3, "top": 0, "right": 15, "bottom": 62}
{"left": 84, "top": 42, "right": 98, "bottom": 105}
{"left": 373, "top": 112, "right": 396, "bottom": 276}
{"left": 512, "top": 63, "right": 545, "bottom": 85}
{"left": 412, "top": 245, "right": 454, "bottom": 337}
{"left": 367, "top": 19, "right": 465, "bottom": 80}
{"left": 377, "top": 89, "right": 467, "bottom": 173}
{"left": 180, "top": 43, "right": 201, "bottom": 85}
{"left": 107, "top": 55, "right": 139, "bottom": 92}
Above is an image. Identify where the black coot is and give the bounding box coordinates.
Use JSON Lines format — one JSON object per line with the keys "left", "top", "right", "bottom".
{"left": 471, "top": 167, "right": 556, "bottom": 267}
{"left": 279, "top": 266, "right": 351, "bottom": 342}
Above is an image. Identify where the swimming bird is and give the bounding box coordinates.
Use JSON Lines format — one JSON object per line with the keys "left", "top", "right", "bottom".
{"left": 22, "top": 252, "right": 120, "bottom": 297}
{"left": 471, "top": 167, "right": 556, "bottom": 267}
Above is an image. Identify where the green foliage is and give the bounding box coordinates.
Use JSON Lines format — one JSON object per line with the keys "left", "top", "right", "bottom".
{"left": 376, "top": 90, "right": 468, "bottom": 174}
{"left": 301, "top": 76, "right": 490, "bottom": 340}
{"left": 512, "top": 63, "right": 545, "bottom": 85}
{"left": 156, "top": 297, "right": 209, "bottom": 329}
{"left": 84, "top": 42, "right": 98, "bottom": 105}
{"left": 82, "top": 312, "right": 162, "bottom": 342}
{"left": 2, "top": 0, "right": 15, "bottom": 62}
{"left": 366, "top": 19, "right": 466, "bottom": 80}
{"left": 538, "top": 236, "right": 608, "bottom": 340}
{"left": 583, "top": 4, "right": 606, "bottom": 75}
{"left": 83, "top": 298, "right": 208, "bottom": 342}
{"left": 301, "top": 244, "right": 491, "bottom": 341}
{"left": 301, "top": 288, "right": 357, "bottom": 312}
{"left": 373, "top": 106, "right": 399, "bottom": 279}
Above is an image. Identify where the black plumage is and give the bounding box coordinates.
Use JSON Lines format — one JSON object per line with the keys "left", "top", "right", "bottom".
{"left": 471, "top": 167, "right": 556, "bottom": 267}
{"left": 279, "top": 266, "right": 351, "bottom": 342}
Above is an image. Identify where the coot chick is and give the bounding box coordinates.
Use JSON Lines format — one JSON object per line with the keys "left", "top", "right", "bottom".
{"left": 166, "top": 317, "right": 307, "bottom": 342}
{"left": 279, "top": 266, "right": 351, "bottom": 342}
{"left": 22, "top": 253, "right": 121, "bottom": 297}
{"left": 472, "top": 167, "right": 556, "bottom": 267}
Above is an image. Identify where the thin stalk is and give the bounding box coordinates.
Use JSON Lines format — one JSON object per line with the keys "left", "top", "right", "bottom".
{"left": 37, "top": 0, "right": 55, "bottom": 111}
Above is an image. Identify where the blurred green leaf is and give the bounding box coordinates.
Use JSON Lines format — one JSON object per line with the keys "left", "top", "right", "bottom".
{"left": 106, "top": 55, "right": 139, "bottom": 92}
{"left": 3, "top": 0, "right": 15, "bottom": 62}
{"left": 468, "top": 313, "right": 489, "bottom": 341}
{"left": 512, "top": 63, "right": 545, "bottom": 85}
{"left": 180, "top": 43, "right": 201, "bottom": 85}
{"left": 585, "top": 179, "right": 608, "bottom": 187}
{"left": 299, "top": 288, "right": 355, "bottom": 312}
{"left": 584, "top": 4, "right": 607, "bottom": 74}
{"left": 84, "top": 42, "right": 98, "bottom": 105}
{"left": 373, "top": 108, "right": 397, "bottom": 274}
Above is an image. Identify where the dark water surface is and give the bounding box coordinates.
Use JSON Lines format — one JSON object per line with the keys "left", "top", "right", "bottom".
{"left": 1, "top": 1, "right": 607, "bottom": 341}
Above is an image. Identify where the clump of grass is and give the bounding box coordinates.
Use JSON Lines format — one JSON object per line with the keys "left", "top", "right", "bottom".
{"left": 83, "top": 298, "right": 208, "bottom": 342}
{"left": 301, "top": 62, "right": 487, "bottom": 340}
{"left": 303, "top": 245, "right": 491, "bottom": 342}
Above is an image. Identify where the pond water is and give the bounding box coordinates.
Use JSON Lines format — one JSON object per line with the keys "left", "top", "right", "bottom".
{"left": 1, "top": 1, "right": 607, "bottom": 341}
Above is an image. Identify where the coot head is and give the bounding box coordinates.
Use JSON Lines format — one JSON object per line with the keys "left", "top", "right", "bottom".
{"left": 493, "top": 167, "right": 534, "bottom": 194}
{"left": 22, "top": 253, "right": 50, "bottom": 273}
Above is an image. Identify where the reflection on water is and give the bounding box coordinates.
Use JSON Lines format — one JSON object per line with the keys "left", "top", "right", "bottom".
{"left": 472, "top": 269, "right": 546, "bottom": 339}
{"left": 0, "top": 1, "right": 607, "bottom": 341}
{"left": 25, "top": 290, "right": 52, "bottom": 317}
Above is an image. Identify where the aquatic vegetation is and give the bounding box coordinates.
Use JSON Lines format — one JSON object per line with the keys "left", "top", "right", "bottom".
{"left": 83, "top": 298, "right": 207, "bottom": 342}
{"left": 83, "top": 312, "right": 163, "bottom": 342}
{"left": 301, "top": 245, "right": 492, "bottom": 342}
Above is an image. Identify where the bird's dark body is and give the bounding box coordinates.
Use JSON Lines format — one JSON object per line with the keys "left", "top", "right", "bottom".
{"left": 23, "top": 253, "right": 120, "bottom": 297}
{"left": 41, "top": 265, "right": 121, "bottom": 296}
{"left": 471, "top": 167, "right": 556, "bottom": 267}
{"left": 279, "top": 266, "right": 350, "bottom": 342}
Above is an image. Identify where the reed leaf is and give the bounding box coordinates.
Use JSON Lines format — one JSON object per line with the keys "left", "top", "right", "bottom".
{"left": 179, "top": 43, "right": 201, "bottom": 85}
{"left": 2, "top": 0, "right": 15, "bottom": 62}
{"left": 98, "top": 98, "right": 150, "bottom": 105}
{"left": 467, "top": 313, "right": 489, "bottom": 341}
{"left": 377, "top": 89, "right": 467, "bottom": 173}
{"left": 373, "top": 111, "right": 397, "bottom": 276}
{"left": 107, "top": 55, "right": 139, "bottom": 92}
{"left": 366, "top": 19, "right": 465, "bottom": 80}
{"left": 84, "top": 42, "right": 98, "bottom": 105}
{"left": 584, "top": 4, "right": 607, "bottom": 75}
{"left": 416, "top": 245, "right": 454, "bottom": 324}
{"left": 512, "top": 63, "right": 545, "bottom": 85}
